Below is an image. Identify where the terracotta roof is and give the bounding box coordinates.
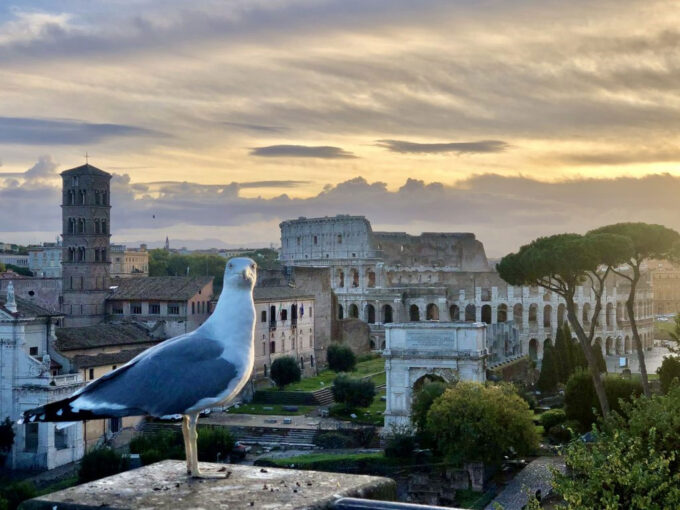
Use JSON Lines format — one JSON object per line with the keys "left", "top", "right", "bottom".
{"left": 60, "top": 163, "right": 111, "bottom": 177}
{"left": 56, "top": 323, "right": 157, "bottom": 351}
{"left": 108, "top": 276, "right": 213, "bottom": 301}
{"left": 70, "top": 347, "right": 149, "bottom": 369}
{"left": 0, "top": 294, "right": 60, "bottom": 318}
{"left": 253, "top": 286, "right": 314, "bottom": 301}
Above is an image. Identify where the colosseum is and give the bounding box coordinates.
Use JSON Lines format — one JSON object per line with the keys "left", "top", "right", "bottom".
{"left": 280, "top": 215, "right": 655, "bottom": 361}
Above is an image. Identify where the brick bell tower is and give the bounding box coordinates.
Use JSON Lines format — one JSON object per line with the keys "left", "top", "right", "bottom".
{"left": 61, "top": 164, "right": 112, "bottom": 327}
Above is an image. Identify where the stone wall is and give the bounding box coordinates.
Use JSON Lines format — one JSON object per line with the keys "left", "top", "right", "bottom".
{"left": 334, "top": 318, "right": 372, "bottom": 354}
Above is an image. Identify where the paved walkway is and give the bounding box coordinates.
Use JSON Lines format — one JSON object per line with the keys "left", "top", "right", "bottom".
{"left": 486, "top": 457, "right": 565, "bottom": 510}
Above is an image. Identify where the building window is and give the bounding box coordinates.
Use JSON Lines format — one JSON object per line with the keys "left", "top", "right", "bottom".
{"left": 29, "top": 347, "right": 38, "bottom": 356}
{"left": 24, "top": 423, "right": 38, "bottom": 452}
{"left": 131, "top": 304, "right": 142, "bottom": 314}
{"left": 112, "top": 305, "right": 123, "bottom": 314}
{"left": 55, "top": 427, "right": 68, "bottom": 450}
{"left": 337, "top": 234, "right": 342, "bottom": 244}
{"left": 313, "top": 235, "right": 318, "bottom": 245}
{"left": 262, "top": 342, "right": 266, "bottom": 356}
{"left": 261, "top": 310, "right": 267, "bottom": 322}
{"left": 149, "top": 303, "right": 161, "bottom": 314}
{"left": 281, "top": 309, "right": 288, "bottom": 321}
{"left": 192, "top": 302, "right": 195, "bottom": 314}
{"left": 89, "top": 368, "right": 95, "bottom": 380}
{"left": 270, "top": 341, "right": 276, "bottom": 353}
{"left": 168, "top": 304, "right": 180, "bottom": 315}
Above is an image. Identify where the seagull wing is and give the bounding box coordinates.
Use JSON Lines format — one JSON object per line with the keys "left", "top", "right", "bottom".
{"left": 70, "top": 333, "right": 239, "bottom": 417}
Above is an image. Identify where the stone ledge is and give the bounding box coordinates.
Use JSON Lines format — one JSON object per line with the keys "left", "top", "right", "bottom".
{"left": 19, "top": 460, "right": 397, "bottom": 510}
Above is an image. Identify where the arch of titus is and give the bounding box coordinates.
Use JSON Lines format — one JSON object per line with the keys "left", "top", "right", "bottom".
{"left": 280, "top": 215, "right": 655, "bottom": 364}
{"left": 382, "top": 322, "right": 489, "bottom": 429}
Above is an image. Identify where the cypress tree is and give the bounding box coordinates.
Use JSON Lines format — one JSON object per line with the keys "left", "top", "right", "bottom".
{"left": 554, "top": 325, "right": 572, "bottom": 384}
{"left": 537, "top": 341, "right": 559, "bottom": 393}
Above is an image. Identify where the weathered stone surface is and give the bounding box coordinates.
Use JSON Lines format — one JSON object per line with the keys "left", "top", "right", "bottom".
{"left": 20, "top": 460, "right": 397, "bottom": 510}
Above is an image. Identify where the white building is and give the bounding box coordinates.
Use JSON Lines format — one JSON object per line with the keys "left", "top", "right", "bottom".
{"left": 28, "top": 243, "right": 62, "bottom": 278}
{"left": 252, "top": 287, "right": 316, "bottom": 378}
{"left": 0, "top": 253, "right": 29, "bottom": 269}
{"left": 280, "top": 215, "right": 655, "bottom": 362}
{"left": 110, "top": 244, "right": 149, "bottom": 278}
{"left": 1, "top": 282, "right": 84, "bottom": 470}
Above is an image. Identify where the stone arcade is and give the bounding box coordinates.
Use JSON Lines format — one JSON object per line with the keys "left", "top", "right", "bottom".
{"left": 280, "top": 215, "right": 655, "bottom": 363}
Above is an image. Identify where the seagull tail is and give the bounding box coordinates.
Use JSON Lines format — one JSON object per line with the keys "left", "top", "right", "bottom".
{"left": 19, "top": 395, "right": 100, "bottom": 425}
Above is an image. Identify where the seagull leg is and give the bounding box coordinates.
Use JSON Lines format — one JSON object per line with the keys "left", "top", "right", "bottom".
{"left": 182, "top": 415, "right": 191, "bottom": 475}
{"left": 188, "top": 412, "right": 227, "bottom": 479}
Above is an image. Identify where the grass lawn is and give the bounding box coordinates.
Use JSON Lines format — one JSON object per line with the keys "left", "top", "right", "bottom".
{"left": 655, "top": 320, "right": 676, "bottom": 340}
{"left": 263, "top": 451, "right": 386, "bottom": 468}
{"left": 284, "top": 357, "right": 385, "bottom": 392}
{"left": 331, "top": 389, "right": 386, "bottom": 426}
{"left": 454, "top": 489, "right": 496, "bottom": 510}
{"left": 226, "top": 403, "right": 314, "bottom": 415}
{"left": 36, "top": 475, "right": 79, "bottom": 496}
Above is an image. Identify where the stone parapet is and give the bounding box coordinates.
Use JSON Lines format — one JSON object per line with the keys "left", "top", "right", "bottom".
{"left": 20, "top": 460, "right": 397, "bottom": 510}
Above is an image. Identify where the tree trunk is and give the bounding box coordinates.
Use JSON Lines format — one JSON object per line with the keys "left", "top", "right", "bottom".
{"left": 566, "top": 302, "right": 610, "bottom": 417}
{"left": 626, "top": 274, "right": 651, "bottom": 397}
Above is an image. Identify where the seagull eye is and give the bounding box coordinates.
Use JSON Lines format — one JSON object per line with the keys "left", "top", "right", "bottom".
{"left": 251, "top": 264, "right": 255, "bottom": 269}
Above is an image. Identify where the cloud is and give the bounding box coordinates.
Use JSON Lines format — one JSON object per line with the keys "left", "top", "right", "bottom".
{"left": 0, "top": 155, "right": 58, "bottom": 179}
{"left": 5, "top": 163, "right": 680, "bottom": 257}
{"left": 376, "top": 139, "right": 510, "bottom": 154}
{"left": 223, "top": 121, "right": 286, "bottom": 133}
{"left": 0, "top": 117, "right": 162, "bottom": 145}
{"left": 250, "top": 145, "right": 356, "bottom": 159}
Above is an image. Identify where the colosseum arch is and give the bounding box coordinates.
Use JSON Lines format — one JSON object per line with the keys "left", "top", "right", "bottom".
{"left": 529, "top": 338, "right": 538, "bottom": 361}
{"left": 426, "top": 303, "right": 440, "bottom": 321}
{"left": 336, "top": 268, "right": 345, "bottom": 288}
{"left": 349, "top": 304, "right": 359, "bottom": 319}
{"left": 616, "top": 336, "right": 623, "bottom": 355}
{"left": 513, "top": 303, "right": 523, "bottom": 325}
{"left": 365, "top": 304, "right": 376, "bottom": 324}
{"left": 481, "top": 304, "right": 492, "bottom": 324}
{"left": 624, "top": 335, "right": 631, "bottom": 353}
{"left": 449, "top": 304, "right": 460, "bottom": 321}
{"left": 350, "top": 269, "right": 360, "bottom": 288}
{"left": 366, "top": 269, "right": 376, "bottom": 288}
{"left": 605, "top": 336, "right": 613, "bottom": 355}
{"left": 497, "top": 304, "right": 507, "bottom": 323}
{"left": 543, "top": 304, "right": 552, "bottom": 327}
{"left": 409, "top": 304, "right": 420, "bottom": 322}
{"left": 465, "top": 304, "right": 476, "bottom": 322}
{"left": 616, "top": 302, "right": 623, "bottom": 325}
{"left": 582, "top": 303, "right": 591, "bottom": 325}
{"left": 338, "top": 304, "right": 344, "bottom": 320}
{"left": 606, "top": 302, "right": 614, "bottom": 327}
{"left": 528, "top": 304, "right": 538, "bottom": 325}
{"left": 557, "top": 303, "right": 566, "bottom": 327}
{"left": 382, "top": 304, "right": 393, "bottom": 323}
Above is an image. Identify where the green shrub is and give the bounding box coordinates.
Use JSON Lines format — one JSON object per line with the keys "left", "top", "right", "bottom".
{"left": 331, "top": 375, "right": 375, "bottom": 410}
{"left": 564, "top": 371, "right": 643, "bottom": 430}
{"left": 327, "top": 344, "right": 357, "bottom": 372}
{"left": 130, "top": 429, "right": 184, "bottom": 465}
{"left": 0, "top": 417, "right": 15, "bottom": 467}
{"left": 78, "top": 448, "right": 129, "bottom": 483}
{"left": 657, "top": 356, "right": 680, "bottom": 394}
{"left": 426, "top": 382, "right": 539, "bottom": 467}
{"left": 384, "top": 426, "right": 416, "bottom": 459}
{"left": 0, "top": 481, "right": 36, "bottom": 510}
{"left": 553, "top": 385, "right": 680, "bottom": 508}
{"left": 411, "top": 382, "right": 447, "bottom": 432}
{"left": 197, "top": 427, "right": 235, "bottom": 462}
{"left": 547, "top": 424, "right": 572, "bottom": 443}
{"left": 314, "top": 431, "right": 355, "bottom": 449}
{"left": 270, "top": 356, "right": 301, "bottom": 389}
{"left": 539, "top": 408, "right": 566, "bottom": 430}
{"left": 537, "top": 341, "right": 558, "bottom": 393}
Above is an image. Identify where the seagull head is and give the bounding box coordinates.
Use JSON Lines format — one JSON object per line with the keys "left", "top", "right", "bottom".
{"left": 223, "top": 257, "right": 257, "bottom": 290}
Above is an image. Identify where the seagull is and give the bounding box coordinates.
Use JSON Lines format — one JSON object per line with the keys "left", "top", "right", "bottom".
{"left": 21, "top": 257, "right": 257, "bottom": 478}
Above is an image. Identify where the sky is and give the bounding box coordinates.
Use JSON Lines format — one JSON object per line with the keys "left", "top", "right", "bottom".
{"left": 1, "top": 0, "right": 679, "bottom": 256}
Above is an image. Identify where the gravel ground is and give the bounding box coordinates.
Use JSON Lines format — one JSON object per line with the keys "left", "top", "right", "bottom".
{"left": 486, "top": 457, "right": 565, "bottom": 510}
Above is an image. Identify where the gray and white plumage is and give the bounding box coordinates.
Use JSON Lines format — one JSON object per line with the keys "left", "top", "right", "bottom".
{"left": 22, "top": 257, "right": 257, "bottom": 477}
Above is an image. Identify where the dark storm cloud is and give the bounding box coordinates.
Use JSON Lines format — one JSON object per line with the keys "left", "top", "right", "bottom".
{"left": 250, "top": 145, "right": 356, "bottom": 159}
{"left": 377, "top": 139, "right": 509, "bottom": 154}
{"left": 0, "top": 117, "right": 161, "bottom": 145}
